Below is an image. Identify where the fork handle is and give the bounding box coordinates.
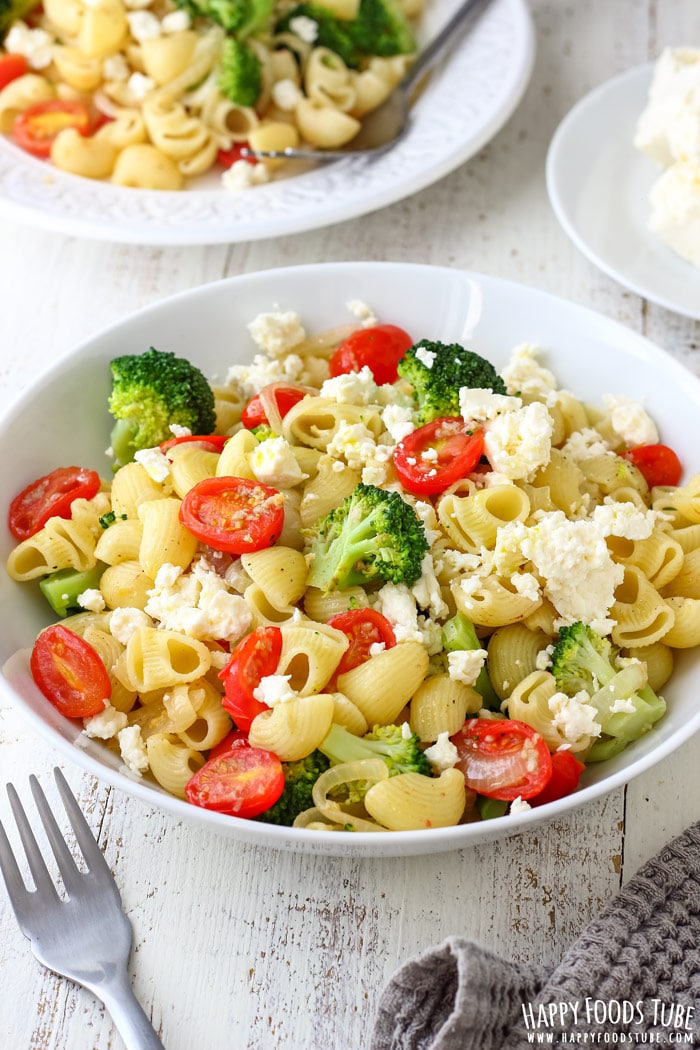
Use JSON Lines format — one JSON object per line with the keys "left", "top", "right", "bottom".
{"left": 94, "top": 970, "right": 167, "bottom": 1050}
{"left": 402, "top": 0, "right": 494, "bottom": 91}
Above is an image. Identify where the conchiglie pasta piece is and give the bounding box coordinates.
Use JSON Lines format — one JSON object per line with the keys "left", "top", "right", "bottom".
{"left": 295, "top": 97, "right": 360, "bottom": 148}
{"left": 94, "top": 518, "right": 144, "bottom": 565}
{"left": 248, "top": 120, "right": 299, "bottom": 171}
{"left": 111, "top": 144, "right": 184, "bottom": 190}
{"left": 94, "top": 109, "right": 147, "bottom": 150}
{"left": 43, "top": 0, "right": 83, "bottom": 35}
{"left": 141, "top": 30, "right": 199, "bottom": 85}
{"left": 77, "top": 0, "right": 128, "bottom": 57}
{"left": 452, "top": 576, "right": 541, "bottom": 629}
{"left": 51, "top": 127, "right": 118, "bottom": 178}
{"left": 241, "top": 546, "right": 308, "bottom": 607}
{"left": 176, "top": 680, "right": 232, "bottom": 751}
{"left": 52, "top": 46, "right": 105, "bottom": 91}
{"left": 115, "top": 626, "right": 212, "bottom": 692}
{"left": 610, "top": 565, "right": 675, "bottom": 647}
{"left": 110, "top": 462, "right": 168, "bottom": 519}
{"left": 100, "top": 560, "right": 154, "bottom": 610}
{"left": 624, "top": 642, "right": 674, "bottom": 693}
{"left": 167, "top": 444, "right": 219, "bottom": 499}
{"left": 248, "top": 693, "right": 335, "bottom": 761}
{"left": 0, "top": 74, "right": 55, "bottom": 132}
{"left": 331, "top": 693, "right": 369, "bottom": 736}
{"left": 409, "top": 675, "right": 481, "bottom": 742}
{"left": 215, "top": 429, "right": 257, "bottom": 479}
{"left": 303, "top": 585, "right": 369, "bottom": 621}
{"left": 661, "top": 597, "right": 700, "bottom": 648}
{"left": 337, "top": 641, "right": 429, "bottom": 726}
{"left": 364, "top": 769, "right": 467, "bottom": 831}
{"left": 146, "top": 733, "right": 205, "bottom": 798}
{"left": 487, "top": 623, "right": 552, "bottom": 701}
{"left": 277, "top": 622, "right": 349, "bottom": 694}
{"left": 243, "top": 582, "right": 297, "bottom": 628}
{"left": 138, "top": 498, "right": 198, "bottom": 578}
{"left": 607, "top": 531, "right": 684, "bottom": 591}
{"left": 300, "top": 456, "right": 360, "bottom": 528}
{"left": 6, "top": 518, "right": 97, "bottom": 580}
{"left": 660, "top": 548, "right": 700, "bottom": 599}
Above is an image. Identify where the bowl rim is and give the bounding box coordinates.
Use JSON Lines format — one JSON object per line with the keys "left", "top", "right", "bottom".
{"left": 2, "top": 259, "right": 699, "bottom": 856}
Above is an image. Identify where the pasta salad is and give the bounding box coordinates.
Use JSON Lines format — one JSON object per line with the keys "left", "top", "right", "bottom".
{"left": 0, "top": 0, "right": 420, "bottom": 190}
{"left": 6, "top": 302, "right": 698, "bottom": 834}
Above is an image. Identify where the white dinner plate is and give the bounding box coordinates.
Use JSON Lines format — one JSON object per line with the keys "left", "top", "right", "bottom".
{"left": 2, "top": 261, "right": 700, "bottom": 857}
{"left": 0, "top": 0, "right": 534, "bottom": 246}
{"left": 546, "top": 64, "right": 700, "bottom": 321}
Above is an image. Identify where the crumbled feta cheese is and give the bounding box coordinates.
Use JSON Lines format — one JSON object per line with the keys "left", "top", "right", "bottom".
{"left": 222, "top": 159, "right": 271, "bottom": 192}
{"left": 548, "top": 690, "right": 602, "bottom": 750}
{"left": 424, "top": 732, "right": 459, "bottom": 773}
{"left": 161, "top": 9, "right": 191, "bottom": 32}
{"left": 401, "top": 721, "right": 412, "bottom": 740}
{"left": 109, "top": 607, "right": 152, "bottom": 645}
{"left": 271, "top": 77, "right": 304, "bottom": 111}
{"left": 447, "top": 648, "right": 487, "bottom": 686}
{"left": 535, "top": 645, "right": 554, "bottom": 671}
{"left": 226, "top": 352, "right": 305, "bottom": 399}
{"left": 83, "top": 703, "right": 127, "bottom": 739}
{"left": 510, "top": 572, "right": 541, "bottom": 603}
{"left": 602, "top": 394, "right": 659, "bottom": 447}
{"left": 145, "top": 558, "right": 252, "bottom": 642}
{"left": 127, "top": 72, "right": 156, "bottom": 101}
{"left": 415, "top": 347, "right": 436, "bottom": 369}
{"left": 169, "top": 424, "right": 192, "bottom": 438}
{"left": 4, "top": 22, "right": 53, "bottom": 69}
{"left": 253, "top": 674, "right": 297, "bottom": 706}
{"left": 247, "top": 311, "right": 306, "bottom": 357}
{"left": 371, "top": 582, "right": 443, "bottom": 654}
{"left": 368, "top": 641, "right": 386, "bottom": 657}
{"left": 134, "top": 446, "right": 171, "bottom": 483}
{"left": 250, "top": 436, "right": 306, "bottom": 487}
{"left": 592, "top": 500, "right": 658, "bottom": 541}
{"left": 346, "top": 300, "right": 378, "bottom": 327}
{"left": 381, "top": 403, "right": 415, "bottom": 443}
{"left": 320, "top": 366, "right": 381, "bottom": 405}
{"left": 78, "top": 588, "right": 106, "bottom": 613}
{"left": 326, "top": 422, "right": 383, "bottom": 472}
{"left": 510, "top": 796, "right": 532, "bottom": 815}
{"left": 103, "top": 54, "right": 131, "bottom": 80}
{"left": 118, "top": 725, "right": 149, "bottom": 776}
{"left": 561, "top": 427, "right": 612, "bottom": 463}
{"left": 289, "top": 14, "right": 318, "bottom": 42}
{"left": 501, "top": 343, "right": 558, "bottom": 399}
{"left": 459, "top": 388, "right": 521, "bottom": 422}
{"left": 411, "top": 553, "right": 449, "bottom": 620}
{"left": 610, "top": 697, "right": 637, "bottom": 714}
{"left": 126, "top": 10, "right": 161, "bottom": 40}
{"left": 483, "top": 401, "right": 553, "bottom": 481}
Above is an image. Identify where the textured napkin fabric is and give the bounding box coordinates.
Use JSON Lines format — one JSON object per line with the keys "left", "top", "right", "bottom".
{"left": 369, "top": 822, "right": 700, "bottom": 1050}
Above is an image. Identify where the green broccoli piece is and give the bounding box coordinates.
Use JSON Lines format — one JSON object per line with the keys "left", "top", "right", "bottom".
{"left": 305, "top": 482, "right": 429, "bottom": 592}
{"left": 39, "top": 564, "right": 105, "bottom": 618}
{"left": 352, "top": 0, "right": 416, "bottom": 56}
{"left": 256, "top": 751, "right": 330, "bottom": 826}
{"left": 174, "top": 0, "right": 272, "bottom": 34}
{"left": 320, "top": 722, "right": 431, "bottom": 777}
{"left": 275, "top": 3, "right": 361, "bottom": 68}
{"left": 108, "top": 348, "right": 217, "bottom": 468}
{"left": 442, "top": 611, "right": 500, "bottom": 710}
{"left": 0, "top": 0, "right": 40, "bottom": 39}
{"left": 551, "top": 621, "right": 666, "bottom": 761}
{"left": 217, "top": 37, "right": 263, "bottom": 107}
{"left": 397, "top": 340, "right": 507, "bottom": 425}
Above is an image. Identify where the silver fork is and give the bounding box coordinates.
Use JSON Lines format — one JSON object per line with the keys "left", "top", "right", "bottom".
{"left": 243, "top": 0, "right": 496, "bottom": 161}
{"left": 0, "top": 768, "right": 165, "bottom": 1050}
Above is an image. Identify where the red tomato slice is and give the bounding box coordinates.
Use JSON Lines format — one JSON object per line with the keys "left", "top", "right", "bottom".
{"left": 0, "top": 54, "right": 29, "bottom": 90}
{"left": 217, "top": 143, "right": 257, "bottom": 168}
{"left": 393, "top": 418, "right": 485, "bottom": 496}
{"left": 451, "top": 718, "right": 553, "bottom": 801}
{"left": 241, "top": 384, "right": 308, "bottom": 430}
{"left": 9, "top": 465, "right": 101, "bottom": 541}
{"left": 327, "top": 608, "right": 396, "bottom": 686}
{"left": 620, "top": 444, "right": 682, "bottom": 488}
{"left": 219, "top": 626, "right": 283, "bottom": 733}
{"left": 329, "top": 324, "right": 414, "bottom": 385}
{"left": 528, "top": 750, "right": 585, "bottom": 807}
{"left": 179, "top": 476, "right": 285, "bottom": 554}
{"left": 185, "top": 739, "right": 284, "bottom": 817}
{"left": 159, "top": 434, "right": 228, "bottom": 454}
{"left": 208, "top": 729, "right": 248, "bottom": 760}
{"left": 13, "top": 100, "right": 91, "bottom": 158}
{"left": 30, "top": 624, "right": 111, "bottom": 719}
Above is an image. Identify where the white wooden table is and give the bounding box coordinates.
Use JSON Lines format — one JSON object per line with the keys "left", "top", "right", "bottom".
{"left": 2, "top": 2, "right": 700, "bottom": 1047}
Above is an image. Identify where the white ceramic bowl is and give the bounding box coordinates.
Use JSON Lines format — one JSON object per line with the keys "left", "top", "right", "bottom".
{"left": 2, "top": 262, "right": 699, "bottom": 857}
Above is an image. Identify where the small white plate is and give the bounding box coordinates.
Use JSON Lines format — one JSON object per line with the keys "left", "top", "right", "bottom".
{"left": 546, "top": 64, "right": 700, "bottom": 321}
{"left": 0, "top": 0, "right": 534, "bottom": 246}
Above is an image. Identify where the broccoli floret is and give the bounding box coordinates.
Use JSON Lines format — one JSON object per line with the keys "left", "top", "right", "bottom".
{"left": 551, "top": 621, "right": 666, "bottom": 761}
{"left": 108, "top": 348, "right": 217, "bottom": 468}
{"left": 305, "top": 482, "right": 428, "bottom": 592}
{"left": 441, "top": 611, "right": 500, "bottom": 710}
{"left": 397, "top": 340, "right": 507, "bottom": 425}
{"left": 256, "top": 751, "right": 330, "bottom": 826}
{"left": 275, "top": 3, "right": 361, "bottom": 67}
{"left": 0, "top": 0, "right": 40, "bottom": 38}
{"left": 352, "top": 0, "right": 416, "bottom": 56}
{"left": 217, "top": 37, "right": 263, "bottom": 107}
{"left": 320, "top": 723, "right": 431, "bottom": 777}
{"left": 175, "top": 0, "right": 272, "bottom": 34}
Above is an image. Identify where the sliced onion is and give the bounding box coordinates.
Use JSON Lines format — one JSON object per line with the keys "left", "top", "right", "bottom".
{"left": 311, "top": 758, "right": 388, "bottom": 832}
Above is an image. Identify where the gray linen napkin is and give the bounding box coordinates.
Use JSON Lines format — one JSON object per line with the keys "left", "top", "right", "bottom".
{"left": 369, "top": 822, "right": 700, "bottom": 1049}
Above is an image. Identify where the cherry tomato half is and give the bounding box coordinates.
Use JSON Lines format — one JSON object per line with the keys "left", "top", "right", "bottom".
{"left": 0, "top": 54, "right": 28, "bottom": 90}
{"left": 217, "top": 142, "right": 257, "bottom": 168}
{"left": 159, "top": 434, "right": 229, "bottom": 454}
{"left": 528, "top": 750, "right": 585, "bottom": 807}
{"left": 208, "top": 729, "right": 248, "bottom": 761}
{"left": 30, "top": 624, "right": 111, "bottom": 719}
{"left": 13, "top": 100, "right": 91, "bottom": 159}
{"left": 219, "top": 626, "right": 283, "bottom": 733}
{"left": 185, "top": 739, "right": 284, "bottom": 817}
{"left": 620, "top": 444, "right": 682, "bottom": 488}
{"left": 329, "top": 324, "right": 414, "bottom": 385}
{"left": 327, "top": 608, "right": 396, "bottom": 687}
{"left": 451, "top": 718, "right": 553, "bottom": 801}
{"left": 179, "top": 476, "right": 285, "bottom": 554}
{"left": 241, "top": 384, "right": 308, "bottom": 430}
{"left": 9, "top": 465, "right": 101, "bottom": 541}
{"left": 393, "top": 418, "right": 485, "bottom": 496}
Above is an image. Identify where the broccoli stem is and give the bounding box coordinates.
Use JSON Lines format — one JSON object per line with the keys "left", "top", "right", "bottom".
{"left": 39, "top": 564, "right": 105, "bottom": 618}
{"left": 442, "top": 611, "right": 500, "bottom": 710}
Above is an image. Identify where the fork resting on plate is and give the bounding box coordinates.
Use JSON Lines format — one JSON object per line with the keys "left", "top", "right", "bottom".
{"left": 0, "top": 767, "right": 165, "bottom": 1050}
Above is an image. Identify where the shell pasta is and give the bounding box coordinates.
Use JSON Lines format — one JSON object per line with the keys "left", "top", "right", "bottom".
{"left": 6, "top": 301, "right": 699, "bottom": 835}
